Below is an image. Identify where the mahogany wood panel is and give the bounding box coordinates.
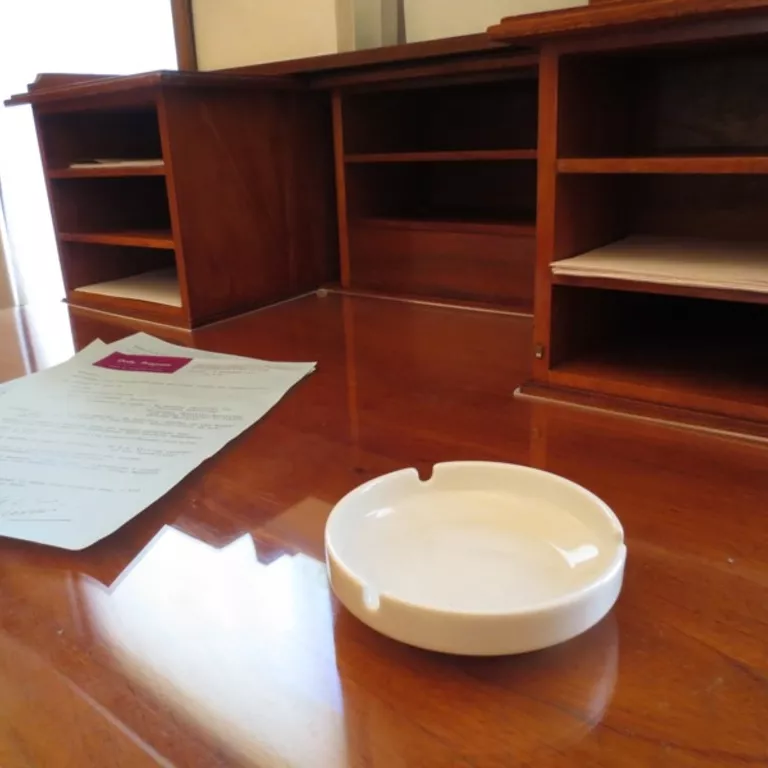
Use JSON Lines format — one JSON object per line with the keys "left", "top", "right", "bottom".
{"left": 340, "top": 79, "right": 538, "bottom": 155}
{"left": 36, "top": 108, "right": 163, "bottom": 171}
{"left": 170, "top": 0, "right": 198, "bottom": 71}
{"left": 0, "top": 295, "right": 766, "bottom": 766}
{"left": 549, "top": 357, "right": 768, "bottom": 422}
{"left": 332, "top": 92, "right": 352, "bottom": 288}
{"left": 556, "top": 49, "right": 768, "bottom": 160}
{"left": 48, "top": 177, "right": 171, "bottom": 234}
{"left": 344, "top": 162, "right": 537, "bottom": 225}
{"left": 520, "top": 379, "right": 768, "bottom": 440}
{"left": 558, "top": 157, "right": 768, "bottom": 173}
{"left": 488, "top": 0, "right": 768, "bottom": 41}
{"left": 358, "top": 216, "right": 535, "bottom": 237}
{"left": 551, "top": 271, "right": 768, "bottom": 306}
{"left": 547, "top": 285, "right": 768, "bottom": 422}
{"left": 48, "top": 165, "right": 166, "bottom": 179}
{"left": 59, "top": 243, "right": 174, "bottom": 293}
{"left": 5, "top": 71, "right": 297, "bottom": 107}
{"left": 346, "top": 149, "right": 537, "bottom": 163}
{"left": 28, "top": 73, "right": 110, "bottom": 90}
{"left": 58, "top": 230, "right": 175, "bottom": 250}
{"left": 310, "top": 53, "right": 538, "bottom": 91}
{"left": 630, "top": 175, "right": 768, "bottom": 242}
{"left": 159, "top": 86, "right": 338, "bottom": 326}
{"left": 532, "top": 47, "right": 560, "bottom": 381}
{"left": 348, "top": 221, "right": 535, "bottom": 309}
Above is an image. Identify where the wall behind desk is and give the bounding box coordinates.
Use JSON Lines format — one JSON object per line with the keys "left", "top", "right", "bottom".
{"left": 404, "top": 0, "right": 587, "bottom": 42}
{"left": 192, "top": 0, "right": 356, "bottom": 70}
{"left": 192, "top": 0, "right": 587, "bottom": 69}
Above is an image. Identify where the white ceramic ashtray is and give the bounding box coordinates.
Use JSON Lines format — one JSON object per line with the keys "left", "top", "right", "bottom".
{"left": 326, "top": 462, "right": 626, "bottom": 655}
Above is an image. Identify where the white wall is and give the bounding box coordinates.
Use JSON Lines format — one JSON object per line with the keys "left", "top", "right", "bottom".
{"left": 193, "top": 0, "right": 587, "bottom": 70}
{"left": 193, "top": 0, "right": 356, "bottom": 70}
{"left": 404, "top": 0, "right": 588, "bottom": 42}
{"left": 0, "top": 0, "right": 176, "bottom": 306}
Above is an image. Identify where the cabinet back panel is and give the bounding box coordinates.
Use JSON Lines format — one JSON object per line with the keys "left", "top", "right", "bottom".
{"left": 38, "top": 108, "right": 162, "bottom": 170}
{"left": 349, "top": 223, "right": 535, "bottom": 308}
{"left": 558, "top": 48, "right": 768, "bottom": 157}
{"left": 343, "top": 79, "right": 538, "bottom": 154}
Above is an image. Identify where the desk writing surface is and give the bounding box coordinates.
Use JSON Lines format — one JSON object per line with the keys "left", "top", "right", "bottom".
{"left": 0, "top": 297, "right": 765, "bottom": 767}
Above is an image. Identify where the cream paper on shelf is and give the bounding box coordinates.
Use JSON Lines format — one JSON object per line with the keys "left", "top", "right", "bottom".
{"left": 551, "top": 235, "right": 768, "bottom": 292}
{"left": 0, "top": 334, "right": 315, "bottom": 550}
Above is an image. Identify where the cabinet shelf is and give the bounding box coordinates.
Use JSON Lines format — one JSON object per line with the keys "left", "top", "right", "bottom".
{"left": 557, "top": 157, "right": 768, "bottom": 175}
{"left": 72, "top": 268, "right": 182, "bottom": 308}
{"left": 346, "top": 149, "right": 537, "bottom": 164}
{"left": 551, "top": 342, "right": 768, "bottom": 423}
{"left": 357, "top": 215, "right": 535, "bottom": 237}
{"left": 551, "top": 236, "right": 768, "bottom": 305}
{"left": 49, "top": 164, "right": 166, "bottom": 179}
{"left": 59, "top": 229, "right": 174, "bottom": 249}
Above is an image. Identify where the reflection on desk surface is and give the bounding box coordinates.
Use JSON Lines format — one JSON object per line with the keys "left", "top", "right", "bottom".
{"left": 0, "top": 294, "right": 765, "bottom": 767}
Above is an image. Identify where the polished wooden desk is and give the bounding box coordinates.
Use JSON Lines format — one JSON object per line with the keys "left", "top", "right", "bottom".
{"left": 0, "top": 295, "right": 765, "bottom": 767}
{"left": 11, "top": 0, "right": 768, "bottom": 437}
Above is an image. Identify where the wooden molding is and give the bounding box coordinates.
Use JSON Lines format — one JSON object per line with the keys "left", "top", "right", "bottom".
{"left": 171, "top": 0, "right": 198, "bottom": 71}
{"left": 489, "top": 0, "right": 768, "bottom": 41}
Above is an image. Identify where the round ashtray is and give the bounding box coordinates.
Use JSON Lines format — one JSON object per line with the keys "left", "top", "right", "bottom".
{"left": 326, "top": 461, "right": 626, "bottom": 655}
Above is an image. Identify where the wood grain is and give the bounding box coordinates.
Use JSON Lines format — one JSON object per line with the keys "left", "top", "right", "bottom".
{"left": 170, "top": 0, "right": 198, "bottom": 71}
{"left": 160, "top": 85, "right": 337, "bottom": 326}
{"left": 348, "top": 220, "right": 535, "bottom": 309}
{"left": 340, "top": 79, "right": 538, "bottom": 155}
{"left": 333, "top": 92, "right": 352, "bottom": 288}
{"left": 5, "top": 71, "right": 297, "bottom": 108}
{"left": 488, "top": 0, "right": 768, "bottom": 41}
{"left": 346, "top": 149, "right": 537, "bottom": 163}
{"left": 558, "top": 157, "right": 768, "bottom": 173}
{"left": 532, "top": 47, "right": 560, "bottom": 381}
{"left": 309, "top": 52, "right": 538, "bottom": 91}
{"left": 551, "top": 271, "right": 768, "bottom": 305}
{"left": 58, "top": 230, "right": 175, "bottom": 250}
{"left": 48, "top": 165, "right": 166, "bottom": 179}
{"left": 0, "top": 294, "right": 766, "bottom": 766}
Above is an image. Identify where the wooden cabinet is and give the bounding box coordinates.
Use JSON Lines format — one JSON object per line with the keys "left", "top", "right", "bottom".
{"left": 9, "top": 0, "right": 768, "bottom": 436}
{"left": 521, "top": 15, "right": 768, "bottom": 435}
{"left": 332, "top": 66, "right": 539, "bottom": 311}
{"left": 9, "top": 72, "right": 338, "bottom": 328}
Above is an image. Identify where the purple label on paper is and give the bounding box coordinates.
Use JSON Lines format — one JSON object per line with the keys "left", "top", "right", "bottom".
{"left": 93, "top": 353, "right": 192, "bottom": 374}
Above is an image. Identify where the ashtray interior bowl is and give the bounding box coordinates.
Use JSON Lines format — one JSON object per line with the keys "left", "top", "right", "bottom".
{"left": 326, "top": 461, "right": 626, "bottom": 655}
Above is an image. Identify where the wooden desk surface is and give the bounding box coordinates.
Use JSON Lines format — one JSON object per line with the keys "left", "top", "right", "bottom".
{"left": 0, "top": 295, "right": 766, "bottom": 768}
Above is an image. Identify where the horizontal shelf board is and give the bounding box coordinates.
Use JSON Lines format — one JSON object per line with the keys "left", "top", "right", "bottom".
{"left": 345, "top": 149, "right": 537, "bottom": 164}
{"left": 59, "top": 229, "right": 174, "bottom": 249}
{"left": 551, "top": 272, "right": 768, "bottom": 305}
{"left": 516, "top": 381, "right": 768, "bottom": 442}
{"left": 325, "top": 285, "right": 533, "bottom": 316}
{"left": 72, "top": 268, "right": 182, "bottom": 308}
{"left": 550, "top": 346, "right": 768, "bottom": 419}
{"left": 551, "top": 236, "right": 768, "bottom": 305}
{"left": 49, "top": 164, "right": 166, "bottom": 179}
{"left": 355, "top": 215, "right": 535, "bottom": 237}
{"left": 557, "top": 157, "right": 768, "bottom": 174}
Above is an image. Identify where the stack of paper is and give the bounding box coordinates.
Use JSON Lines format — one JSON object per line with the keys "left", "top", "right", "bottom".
{"left": 0, "top": 334, "right": 315, "bottom": 551}
{"left": 551, "top": 236, "right": 768, "bottom": 293}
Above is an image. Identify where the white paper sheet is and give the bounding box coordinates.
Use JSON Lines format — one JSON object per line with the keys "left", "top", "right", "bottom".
{"left": 0, "top": 335, "right": 315, "bottom": 550}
